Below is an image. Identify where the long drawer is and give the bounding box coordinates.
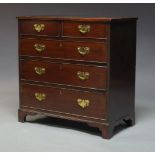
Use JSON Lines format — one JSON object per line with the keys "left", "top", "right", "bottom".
{"left": 20, "top": 60, "right": 107, "bottom": 90}
{"left": 21, "top": 83, "right": 107, "bottom": 119}
{"left": 20, "top": 38, "right": 107, "bottom": 63}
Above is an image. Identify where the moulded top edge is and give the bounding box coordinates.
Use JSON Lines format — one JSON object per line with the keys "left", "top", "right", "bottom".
{"left": 16, "top": 16, "right": 138, "bottom": 22}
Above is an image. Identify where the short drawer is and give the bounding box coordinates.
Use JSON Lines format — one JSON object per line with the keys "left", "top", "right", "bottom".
{"left": 63, "top": 21, "right": 108, "bottom": 38}
{"left": 20, "top": 38, "right": 107, "bottom": 63}
{"left": 19, "top": 20, "right": 60, "bottom": 36}
{"left": 21, "top": 83, "right": 106, "bottom": 119}
{"left": 20, "top": 60, "right": 107, "bottom": 90}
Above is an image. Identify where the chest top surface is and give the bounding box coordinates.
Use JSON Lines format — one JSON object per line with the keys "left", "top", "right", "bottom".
{"left": 17, "top": 16, "right": 137, "bottom": 22}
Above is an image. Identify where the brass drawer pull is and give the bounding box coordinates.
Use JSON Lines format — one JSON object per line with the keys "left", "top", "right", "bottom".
{"left": 34, "top": 67, "right": 45, "bottom": 75}
{"left": 77, "top": 71, "right": 90, "bottom": 81}
{"left": 34, "top": 44, "right": 46, "bottom": 52}
{"left": 77, "top": 46, "right": 90, "bottom": 56}
{"left": 33, "top": 24, "right": 45, "bottom": 32}
{"left": 78, "top": 25, "right": 90, "bottom": 34}
{"left": 77, "top": 98, "right": 90, "bottom": 109}
{"left": 35, "top": 93, "right": 46, "bottom": 101}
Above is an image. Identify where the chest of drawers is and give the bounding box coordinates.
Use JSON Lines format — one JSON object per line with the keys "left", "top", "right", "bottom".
{"left": 17, "top": 16, "right": 137, "bottom": 139}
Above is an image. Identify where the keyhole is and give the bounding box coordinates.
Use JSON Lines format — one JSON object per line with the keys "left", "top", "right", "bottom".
{"left": 59, "top": 43, "right": 63, "bottom": 47}
{"left": 59, "top": 90, "right": 62, "bottom": 95}
{"left": 59, "top": 64, "right": 63, "bottom": 70}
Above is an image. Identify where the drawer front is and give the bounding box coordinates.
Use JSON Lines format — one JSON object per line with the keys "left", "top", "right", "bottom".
{"left": 63, "top": 21, "right": 108, "bottom": 38}
{"left": 20, "top": 60, "right": 107, "bottom": 90}
{"left": 20, "top": 38, "right": 107, "bottom": 63}
{"left": 21, "top": 83, "right": 106, "bottom": 119}
{"left": 19, "top": 20, "right": 60, "bottom": 36}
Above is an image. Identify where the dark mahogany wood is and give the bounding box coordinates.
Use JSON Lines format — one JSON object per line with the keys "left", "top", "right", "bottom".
{"left": 21, "top": 83, "right": 107, "bottom": 119}
{"left": 18, "top": 16, "right": 137, "bottom": 139}
{"left": 17, "top": 16, "right": 137, "bottom": 22}
{"left": 62, "top": 21, "right": 108, "bottom": 39}
{"left": 19, "top": 20, "right": 60, "bottom": 36}
{"left": 100, "top": 125, "right": 114, "bottom": 139}
{"left": 18, "top": 109, "right": 27, "bottom": 123}
{"left": 18, "top": 109, "right": 37, "bottom": 123}
{"left": 107, "top": 21, "right": 137, "bottom": 123}
{"left": 20, "top": 38, "right": 108, "bottom": 63}
{"left": 20, "top": 59, "right": 107, "bottom": 90}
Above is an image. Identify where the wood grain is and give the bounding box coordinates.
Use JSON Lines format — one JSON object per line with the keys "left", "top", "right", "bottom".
{"left": 19, "top": 20, "right": 60, "bottom": 36}
{"left": 18, "top": 16, "right": 137, "bottom": 139}
{"left": 20, "top": 59, "right": 107, "bottom": 90}
{"left": 20, "top": 38, "right": 108, "bottom": 63}
{"left": 20, "top": 83, "right": 107, "bottom": 119}
{"left": 63, "top": 21, "right": 108, "bottom": 38}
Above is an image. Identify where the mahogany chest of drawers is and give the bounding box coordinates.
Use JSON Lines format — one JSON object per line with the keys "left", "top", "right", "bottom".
{"left": 17, "top": 16, "right": 137, "bottom": 139}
